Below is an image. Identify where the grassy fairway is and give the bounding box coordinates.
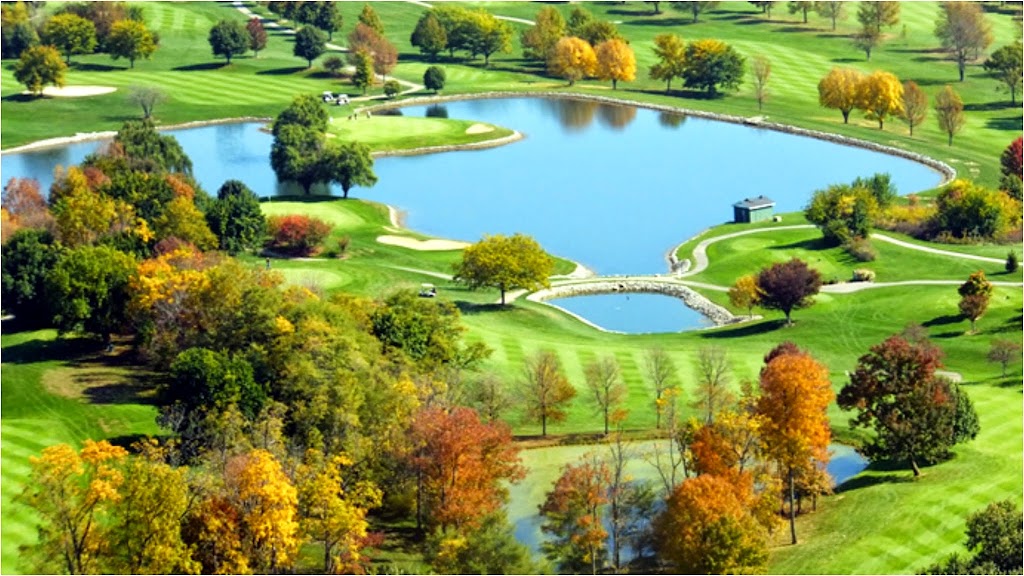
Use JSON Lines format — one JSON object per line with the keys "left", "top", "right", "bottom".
{"left": 326, "top": 115, "right": 514, "bottom": 152}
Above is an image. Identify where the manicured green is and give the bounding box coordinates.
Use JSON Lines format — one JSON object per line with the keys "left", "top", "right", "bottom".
{"left": 326, "top": 115, "right": 513, "bottom": 152}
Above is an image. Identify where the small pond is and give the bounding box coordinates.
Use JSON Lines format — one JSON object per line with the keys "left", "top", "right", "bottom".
{"left": 506, "top": 440, "right": 868, "bottom": 560}
{"left": 547, "top": 292, "right": 711, "bottom": 333}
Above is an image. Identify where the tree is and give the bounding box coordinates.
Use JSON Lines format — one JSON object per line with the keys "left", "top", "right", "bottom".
{"left": 521, "top": 6, "right": 564, "bottom": 61}
{"left": 654, "top": 474, "right": 769, "bottom": 574}
{"left": 42, "top": 13, "right": 96, "bottom": 64}
{"left": 46, "top": 245, "right": 136, "bottom": 342}
{"left": 270, "top": 124, "right": 324, "bottom": 194}
{"left": 935, "top": 2, "right": 993, "bottom": 83}
{"left": 205, "top": 180, "right": 265, "bottom": 254}
{"left": 815, "top": 1, "right": 846, "bottom": 31}
{"left": 370, "top": 288, "right": 487, "bottom": 370}
{"left": 383, "top": 79, "right": 400, "bottom": 98}
{"left": 965, "top": 500, "right": 1024, "bottom": 573}
{"left": 314, "top": 2, "right": 343, "bottom": 40}
{"left": 358, "top": 3, "right": 384, "bottom": 35}
{"left": 1, "top": 229, "right": 59, "bottom": 327}
{"left": 984, "top": 42, "right": 1023, "bottom": 105}
{"left": 127, "top": 85, "right": 165, "bottom": 119}
{"left": 540, "top": 456, "right": 611, "bottom": 575}
{"left": 548, "top": 36, "right": 597, "bottom": 86}
{"left": 818, "top": 67, "right": 863, "bottom": 124}
{"left": 224, "top": 450, "right": 300, "bottom": 573}
{"left": 1007, "top": 251, "right": 1020, "bottom": 273}
{"left": 246, "top": 17, "right": 267, "bottom": 57}
{"left": 670, "top": 1, "right": 721, "bottom": 23}
{"left": 756, "top": 343, "right": 833, "bottom": 544}
{"left": 755, "top": 258, "right": 822, "bottom": 325}
{"left": 934, "top": 179, "right": 1021, "bottom": 241}
{"left": 410, "top": 406, "right": 525, "bottom": 531}
{"left": 521, "top": 350, "right": 576, "bottom": 436}
{"left": 411, "top": 11, "right": 447, "bottom": 61}
{"left": 471, "top": 372, "right": 516, "bottom": 424}
{"left": 584, "top": 356, "right": 626, "bottom": 435}
{"left": 576, "top": 20, "right": 621, "bottom": 48}
{"left": 106, "top": 19, "right": 156, "bottom": 69}
{"left": 958, "top": 271, "right": 993, "bottom": 332}
{"left": 729, "top": 274, "right": 761, "bottom": 318}
{"left": 20, "top": 440, "right": 129, "bottom": 575}
{"left": 856, "top": 70, "right": 903, "bottom": 129}
{"left": 169, "top": 347, "right": 264, "bottom": 419}
{"left": 352, "top": 49, "right": 374, "bottom": 94}
{"left": 692, "top": 346, "right": 734, "bottom": 424}
{"left": 899, "top": 80, "right": 928, "bottom": 136}
{"left": 1000, "top": 137, "right": 1023, "bottom": 181}
{"left": 2, "top": 176, "right": 53, "bottom": 237}
{"left": 453, "top": 233, "right": 554, "bottom": 305}
{"left": 788, "top": 1, "right": 814, "bottom": 23}
{"left": 750, "top": 1, "right": 778, "bottom": 20}
{"left": 208, "top": 19, "right": 248, "bottom": 64}
{"left": 294, "top": 26, "right": 326, "bottom": 68}
{"left": 154, "top": 195, "right": 217, "bottom": 249}
{"left": 322, "top": 141, "right": 378, "bottom": 199}
{"left": 852, "top": 27, "right": 882, "bottom": 61}
{"left": 935, "top": 84, "right": 966, "bottom": 146}
{"left": 466, "top": 10, "right": 512, "bottom": 66}
{"left": 751, "top": 55, "right": 771, "bottom": 110}
{"left": 432, "top": 5, "right": 474, "bottom": 59}
{"left": 13, "top": 45, "right": 66, "bottom": 96}
{"left": 857, "top": 1, "right": 900, "bottom": 33}
{"left": 649, "top": 33, "right": 686, "bottom": 93}
{"left": 595, "top": 38, "right": 636, "bottom": 90}
{"left": 266, "top": 214, "right": 331, "bottom": 255}
{"left": 804, "top": 182, "right": 879, "bottom": 245}
{"left": 682, "top": 39, "right": 745, "bottom": 96}
{"left": 2, "top": 2, "right": 38, "bottom": 59}
{"left": 424, "top": 65, "right": 446, "bottom": 93}
{"left": 838, "top": 335, "right": 967, "bottom": 477}
{"left": 644, "top": 347, "right": 677, "bottom": 430}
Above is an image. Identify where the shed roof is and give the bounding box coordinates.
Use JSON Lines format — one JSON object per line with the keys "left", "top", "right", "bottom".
{"left": 733, "top": 195, "right": 776, "bottom": 209}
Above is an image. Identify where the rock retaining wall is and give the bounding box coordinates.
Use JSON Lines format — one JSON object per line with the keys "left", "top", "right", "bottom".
{"left": 528, "top": 279, "right": 741, "bottom": 326}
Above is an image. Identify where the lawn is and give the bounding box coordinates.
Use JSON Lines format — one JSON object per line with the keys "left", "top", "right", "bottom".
{"left": 326, "top": 115, "right": 514, "bottom": 152}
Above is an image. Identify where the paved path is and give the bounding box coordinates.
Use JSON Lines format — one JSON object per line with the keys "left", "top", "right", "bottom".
{"left": 872, "top": 233, "right": 1004, "bottom": 264}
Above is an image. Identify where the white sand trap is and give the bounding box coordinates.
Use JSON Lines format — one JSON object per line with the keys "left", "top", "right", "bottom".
{"left": 377, "top": 235, "right": 469, "bottom": 251}
{"left": 465, "top": 123, "right": 494, "bottom": 134}
{"left": 27, "top": 85, "right": 117, "bottom": 97}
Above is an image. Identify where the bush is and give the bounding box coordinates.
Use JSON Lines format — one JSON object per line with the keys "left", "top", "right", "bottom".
{"left": 266, "top": 214, "right": 331, "bottom": 256}
{"left": 933, "top": 179, "right": 1023, "bottom": 242}
{"left": 1006, "top": 251, "right": 1019, "bottom": 273}
{"left": 323, "top": 55, "right": 344, "bottom": 77}
{"left": 423, "top": 65, "right": 446, "bottom": 93}
{"left": 383, "top": 79, "right": 401, "bottom": 98}
{"left": 852, "top": 269, "right": 876, "bottom": 282}
{"left": 844, "top": 236, "right": 877, "bottom": 262}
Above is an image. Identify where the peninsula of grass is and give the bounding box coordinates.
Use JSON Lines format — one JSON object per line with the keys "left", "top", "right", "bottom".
{"left": 325, "top": 115, "right": 515, "bottom": 154}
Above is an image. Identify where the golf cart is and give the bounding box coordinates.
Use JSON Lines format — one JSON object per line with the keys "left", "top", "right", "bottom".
{"left": 418, "top": 283, "right": 437, "bottom": 298}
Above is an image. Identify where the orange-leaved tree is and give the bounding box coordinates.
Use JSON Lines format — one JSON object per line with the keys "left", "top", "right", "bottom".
{"left": 540, "top": 455, "right": 611, "bottom": 575}
{"left": 521, "top": 349, "right": 577, "bottom": 436}
{"left": 755, "top": 342, "right": 833, "bottom": 545}
{"left": 548, "top": 36, "right": 597, "bottom": 86}
{"left": 595, "top": 38, "right": 636, "bottom": 90}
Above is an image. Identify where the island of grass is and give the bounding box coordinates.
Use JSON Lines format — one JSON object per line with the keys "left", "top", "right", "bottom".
{"left": 326, "top": 112, "right": 517, "bottom": 155}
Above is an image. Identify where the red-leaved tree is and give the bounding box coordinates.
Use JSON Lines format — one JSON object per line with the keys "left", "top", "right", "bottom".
{"left": 266, "top": 214, "right": 331, "bottom": 256}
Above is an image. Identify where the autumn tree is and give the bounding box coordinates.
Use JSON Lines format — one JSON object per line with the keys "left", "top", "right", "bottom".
{"left": 899, "top": 80, "right": 928, "bottom": 136}
{"left": 453, "top": 233, "right": 554, "bottom": 305}
{"left": 856, "top": 70, "right": 903, "bottom": 129}
{"left": 987, "top": 339, "right": 1022, "bottom": 377}
{"left": 654, "top": 473, "right": 769, "bottom": 574}
{"left": 818, "top": 67, "right": 863, "bottom": 124}
{"left": 815, "top": 1, "right": 846, "bottom": 31}
{"left": 358, "top": 3, "right": 385, "bottom": 35}
{"left": 2, "top": 177, "right": 52, "bottom": 237}
{"left": 804, "top": 182, "right": 879, "bottom": 245}
{"left": 548, "top": 36, "right": 597, "bottom": 86}
{"left": 934, "top": 179, "right": 1021, "bottom": 240}
{"left": 470, "top": 372, "right": 516, "bottom": 423}
{"left": 20, "top": 440, "right": 129, "bottom": 574}
{"left": 595, "top": 38, "right": 636, "bottom": 90}
{"left": 649, "top": 33, "right": 686, "bottom": 93}
{"left": 208, "top": 19, "right": 248, "bottom": 64}
{"left": 352, "top": 49, "right": 374, "bottom": 94}
{"left": 521, "top": 350, "right": 576, "bottom": 436}
{"left": 246, "top": 17, "right": 267, "bottom": 57}
{"left": 224, "top": 449, "right": 300, "bottom": 572}
{"left": 756, "top": 258, "right": 822, "bottom": 325}
{"left": 409, "top": 406, "right": 524, "bottom": 531}
{"left": 935, "top": 84, "right": 966, "bottom": 146}
{"left": 958, "top": 271, "right": 993, "bottom": 332}
{"left": 540, "top": 455, "right": 611, "bottom": 575}
{"left": 465, "top": 9, "right": 512, "bottom": 66}
{"left": 751, "top": 55, "right": 771, "bottom": 110}
{"left": 13, "top": 44, "right": 66, "bottom": 96}
{"left": 521, "top": 6, "right": 565, "bottom": 61}
{"left": 42, "top": 13, "right": 96, "bottom": 64}
{"left": 411, "top": 11, "right": 447, "bottom": 60}
{"left": 584, "top": 355, "right": 627, "bottom": 435}
{"left": 692, "top": 346, "right": 734, "bottom": 424}
{"left": 935, "top": 2, "right": 993, "bottom": 82}
{"left": 682, "top": 38, "right": 745, "bottom": 96}
{"left": 838, "top": 335, "right": 974, "bottom": 477}
{"left": 756, "top": 343, "right": 833, "bottom": 544}
{"left": 644, "top": 347, "right": 677, "bottom": 429}
{"left": 984, "top": 42, "right": 1023, "bottom": 105}
{"left": 729, "top": 274, "right": 762, "bottom": 318}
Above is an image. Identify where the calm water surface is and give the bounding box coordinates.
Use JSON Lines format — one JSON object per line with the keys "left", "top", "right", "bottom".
{"left": 548, "top": 292, "right": 711, "bottom": 333}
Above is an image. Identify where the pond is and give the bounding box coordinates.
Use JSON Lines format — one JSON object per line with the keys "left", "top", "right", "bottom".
{"left": 547, "top": 292, "right": 712, "bottom": 333}
{"left": 506, "top": 440, "right": 868, "bottom": 560}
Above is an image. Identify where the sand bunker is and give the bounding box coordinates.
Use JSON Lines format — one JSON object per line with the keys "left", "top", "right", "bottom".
{"left": 28, "top": 85, "right": 117, "bottom": 98}
{"left": 465, "top": 123, "right": 494, "bottom": 134}
{"left": 377, "top": 235, "right": 469, "bottom": 251}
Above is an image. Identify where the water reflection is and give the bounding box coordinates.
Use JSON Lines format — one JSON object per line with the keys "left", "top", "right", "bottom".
{"left": 658, "top": 111, "right": 687, "bottom": 129}
{"left": 425, "top": 104, "right": 449, "bottom": 119}
{"left": 597, "top": 103, "right": 637, "bottom": 130}
{"left": 546, "top": 98, "right": 599, "bottom": 132}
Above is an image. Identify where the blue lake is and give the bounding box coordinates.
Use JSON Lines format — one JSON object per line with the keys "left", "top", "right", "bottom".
{"left": 2, "top": 97, "right": 943, "bottom": 280}
{"left": 547, "top": 292, "right": 712, "bottom": 333}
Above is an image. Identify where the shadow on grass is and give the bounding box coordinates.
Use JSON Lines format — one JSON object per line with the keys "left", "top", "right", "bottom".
{"left": 623, "top": 17, "right": 694, "bottom": 27}
{"left": 106, "top": 433, "right": 158, "bottom": 452}
{"left": 1, "top": 336, "right": 103, "bottom": 365}
{"left": 172, "top": 61, "right": 227, "bottom": 72}
{"left": 607, "top": 7, "right": 656, "bottom": 17}
{"left": 1, "top": 93, "right": 42, "bottom": 103}
{"left": 835, "top": 471, "right": 913, "bottom": 493}
{"left": 775, "top": 25, "right": 816, "bottom": 33}
{"left": 81, "top": 382, "right": 158, "bottom": 406}
{"left": 454, "top": 301, "right": 515, "bottom": 315}
{"left": 70, "top": 62, "right": 121, "bottom": 72}
{"left": 986, "top": 116, "right": 1022, "bottom": 131}
{"left": 923, "top": 314, "right": 962, "bottom": 327}
{"left": 257, "top": 66, "right": 308, "bottom": 76}
{"left": 771, "top": 236, "right": 834, "bottom": 252}
{"left": 700, "top": 319, "right": 786, "bottom": 339}
{"left": 964, "top": 101, "right": 1017, "bottom": 112}
{"left": 831, "top": 57, "right": 863, "bottom": 64}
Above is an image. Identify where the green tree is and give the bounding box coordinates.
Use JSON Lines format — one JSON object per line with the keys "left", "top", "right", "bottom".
{"left": 755, "top": 258, "right": 822, "bottom": 325}
{"left": 322, "top": 141, "right": 377, "bottom": 199}
{"left": 246, "top": 17, "right": 267, "bottom": 57}
{"left": 433, "top": 5, "right": 474, "bottom": 59}
{"left": 1, "top": 1, "right": 38, "bottom": 59}
{"left": 294, "top": 25, "right": 326, "bottom": 68}
{"left": 935, "top": 1, "right": 993, "bottom": 83}
{"left": 208, "top": 19, "right": 248, "bottom": 64}
{"left": 358, "top": 3, "right": 384, "bottom": 35}
{"left": 426, "top": 513, "right": 535, "bottom": 575}
{"left": 411, "top": 11, "right": 447, "bottom": 60}
{"left": 13, "top": 44, "right": 66, "bottom": 96}
{"left": 42, "top": 13, "right": 96, "bottom": 64}
{"left": 107, "top": 19, "right": 156, "bottom": 69}
{"left": 1, "top": 228, "right": 60, "bottom": 328}
{"left": 314, "top": 2, "right": 343, "bottom": 40}
{"left": 814, "top": 1, "right": 846, "bottom": 31}
{"left": 984, "top": 42, "right": 1023, "bottom": 105}
{"left": 584, "top": 356, "right": 626, "bottom": 435}
{"left": 370, "top": 289, "right": 488, "bottom": 370}
{"left": 521, "top": 6, "right": 565, "bottom": 61}
{"left": 854, "top": 2, "right": 898, "bottom": 60}
{"left": 1006, "top": 251, "right": 1020, "bottom": 273}
{"left": 966, "top": 500, "right": 1024, "bottom": 573}
{"left": 670, "top": 1, "right": 721, "bottom": 23}
{"left": 788, "top": 1, "right": 814, "bottom": 23}
{"left": 270, "top": 124, "right": 324, "bottom": 194}
{"left": 112, "top": 118, "right": 194, "bottom": 174}
{"left": 46, "top": 245, "right": 136, "bottom": 342}
{"left": 206, "top": 179, "right": 266, "bottom": 254}
{"left": 424, "top": 65, "right": 446, "bottom": 93}
{"left": 682, "top": 39, "right": 745, "bottom": 96}
{"left": 467, "top": 10, "right": 512, "bottom": 66}
{"left": 649, "top": 33, "right": 686, "bottom": 93}
{"left": 273, "top": 93, "right": 329, "bottom": 136}
{"left": 453, "top": 233, "right": 554, "bottom": 305}
{"left": 383, "top": 79, "right": 400, "bottom": 98}
{"left": 170, "top": 347, "right": 265, "bottom": 419}
{"left": 934, "top": 179, "right": 1020, "bottom": 240}
{"left": 352, "top": 49, "right": 374, "bottom": 94}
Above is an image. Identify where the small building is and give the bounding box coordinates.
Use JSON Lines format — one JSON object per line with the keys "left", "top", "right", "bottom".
{"left": 733, "top": 195, "right": 776, "bottom": 223}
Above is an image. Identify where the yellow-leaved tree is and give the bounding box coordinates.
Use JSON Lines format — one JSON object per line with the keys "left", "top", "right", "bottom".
{"left": 548, "top": 36, "right": 597, "bottom": 86}
{"left": 818, "top": 67, "right": 864, "bottom": 124}
{"left": 225, "top": 449, "right": 300, "bottom": 573}
{"left": 453, "top": 233, "right": 554, "bottom": 305}
{"left": 856, "top": 70, "right": 904, "bottom": 129}
{"left": 595, "top": 38, "right": 636, "bottom": 90}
